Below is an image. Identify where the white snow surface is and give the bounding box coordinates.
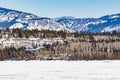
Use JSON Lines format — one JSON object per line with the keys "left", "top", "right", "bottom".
{"left": 0, "top": 60, "right": 120, "bottom": 80}
{"left": 110, "top": 15, "right": 120, "bottom": 19}
{"left": 101, "top": 26, "right": 120, "bottom": 32}
{"left": 9, "top": 23, "right": 24, "bottom": 29}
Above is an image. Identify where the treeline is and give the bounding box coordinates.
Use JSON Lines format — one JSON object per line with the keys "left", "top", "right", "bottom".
{"left": 73, "top": 30, "right": 120, "bottom": 37}
{"left": 0, "top": 29, "right": 68, "bottom": 38}
{"left": 1, "top": 28, "right": 120, "bottom": 39}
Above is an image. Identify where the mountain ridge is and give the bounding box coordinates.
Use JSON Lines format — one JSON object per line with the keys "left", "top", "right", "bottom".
{"left": 0, "top": 7, "right": 120, "bottom": 32}
{"left": 0, "top": 7, "right": 72, "bottom": 32}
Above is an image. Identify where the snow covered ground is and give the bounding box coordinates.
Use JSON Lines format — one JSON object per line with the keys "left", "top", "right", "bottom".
{"left": 0, "top": 60, "right": 120, "bottom": 80}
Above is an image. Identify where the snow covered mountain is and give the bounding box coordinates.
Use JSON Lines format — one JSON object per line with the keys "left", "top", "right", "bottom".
{"left": 55, "top": 14, "right": 120, "bottom": 32}
{"left": 1, "top": 7, "right": 120, "bottom": 32}
{"left": 0, "top": 7, "right": 71, "bottom": 31}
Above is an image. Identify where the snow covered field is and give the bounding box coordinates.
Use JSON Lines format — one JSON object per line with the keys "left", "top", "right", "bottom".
{"left": 0, "top": 61, "right": 120, "bottom": 80}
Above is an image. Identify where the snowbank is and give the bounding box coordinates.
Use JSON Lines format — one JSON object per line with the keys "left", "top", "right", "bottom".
{"left": 0, "top": 61, "right": 120, "bottom": 80}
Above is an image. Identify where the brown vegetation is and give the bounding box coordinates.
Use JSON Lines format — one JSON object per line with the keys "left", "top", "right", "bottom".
{"left": 1, "top": 29, "right": 120, "bottom": 60}
{"left": 1, "top": 35, "right": 120, "bottom": 61}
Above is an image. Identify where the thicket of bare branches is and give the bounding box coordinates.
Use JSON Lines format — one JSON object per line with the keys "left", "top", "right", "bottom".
{"left": 1, "top": 37, "right": 120, "bottom": 61}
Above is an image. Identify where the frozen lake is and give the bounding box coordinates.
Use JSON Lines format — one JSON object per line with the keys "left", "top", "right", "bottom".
{"left": 0, "top": 60, "right": 120, "bottom": 80}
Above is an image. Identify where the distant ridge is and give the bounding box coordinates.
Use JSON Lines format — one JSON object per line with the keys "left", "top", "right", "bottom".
{"left": 0, "top": 7, "right": 120, "bottom": 32}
